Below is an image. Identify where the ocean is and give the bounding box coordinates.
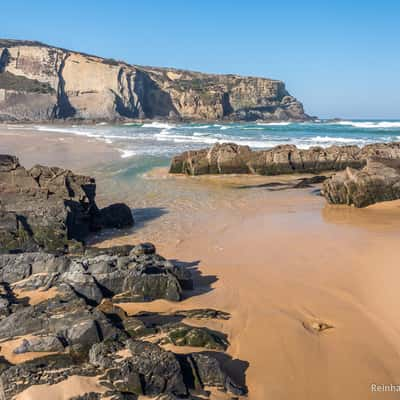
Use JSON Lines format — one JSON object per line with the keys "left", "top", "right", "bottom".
{"left": 16, "top": 119, "right": 400, "bottom": 179}
{"left": 6, "top": 119, "right": 400, "bottom": 246}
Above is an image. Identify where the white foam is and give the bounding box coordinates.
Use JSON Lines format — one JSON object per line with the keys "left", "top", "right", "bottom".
{"left": 310, "top": 136, "right": 367, "bottom": 144}
{"left": 335, "top": 121, "right": 400, "bottom": 129}
{"left": 256, "top": 122, "right": 292, "bottom": 126}
{"left": 118, "top": 149, "right": 136, "bottom": 158}
{"left": 141, "top": 122, "right": 175, "bottom": 129}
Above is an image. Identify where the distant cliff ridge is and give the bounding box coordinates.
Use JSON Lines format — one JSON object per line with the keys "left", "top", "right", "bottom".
{"left": 0, "top": 39, "right": 310, "bottom": 122}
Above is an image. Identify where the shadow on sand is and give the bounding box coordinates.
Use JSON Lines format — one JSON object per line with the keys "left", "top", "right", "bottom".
{"left": 169, "top": 259, "right": 218, "bottom": 299}
{"left": 132, "top": 206, "right": 169, "bottom": 229}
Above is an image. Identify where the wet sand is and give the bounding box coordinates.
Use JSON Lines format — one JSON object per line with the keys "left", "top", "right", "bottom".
{"left": 0, "top": 125, "right": 120, "bottom": 169}
{"left": 3, "top": 127, "right": 400, "bottom": 399}
{"left": 106, "top": 185, "right": 400, "bottom": 400}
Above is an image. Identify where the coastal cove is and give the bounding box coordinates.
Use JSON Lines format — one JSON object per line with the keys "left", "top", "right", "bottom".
{"left": 2, "top": 125, "right": 400, "bottom": 399}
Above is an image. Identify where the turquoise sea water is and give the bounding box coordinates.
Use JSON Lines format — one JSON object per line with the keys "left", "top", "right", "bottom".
{"left": 11, "top": 119, "right": 400, "bottom": 241}
{"left": 26, "top": 119, "right": 400, "bottom": 178}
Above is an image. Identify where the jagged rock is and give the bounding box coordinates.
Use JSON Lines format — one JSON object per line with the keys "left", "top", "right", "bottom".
{"left": 126, "top": 340, "right": 187, "bottom": 396}
{"left": 170, "top": 142, "right": 400, "bottom": 176}
{"left": 0, "top": 39, "right": 309, "bottom": 122}
{"left": 159, "top": 323, "right": 228, "bottom": 350}
{"left": 13, "top": 335, "right": 65, "bottom": 354}
{"left": 323, "top": 158, "right": 400, "bottom": 207}
{"left": 189, "top": 353, "right": 247, "bottom": 396}
{"left": 0, "top": 246, "right": 190, "bottom": 305}
{"left": 0, "top": 356, "right": 11, "bottom": 374}
{"left": 129, "top": 243, "right": 156, "bottom": 256}
{"left": 0, "top": 287, "right": 121, "bottom": 348}
{"left": 0, "top": 354, "right": 99, "bottom": 399}
{"left": 0, "top": 155, "right": 134, "bottom": 253}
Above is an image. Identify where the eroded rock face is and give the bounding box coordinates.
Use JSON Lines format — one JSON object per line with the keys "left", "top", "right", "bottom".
{"left": 323, "top": 158, "right": 400, "bottom": 207}
{"left": 0, "top": 39, "right": 309, "bottom": 122}
{"left": 0, "top": 244, "right": 189, "bottom": 307}
{"left": 170, "top": 142, "right": 400, "bottom": 176}
{"left": 0, "top": 155, "right": 134, "bottom": 253}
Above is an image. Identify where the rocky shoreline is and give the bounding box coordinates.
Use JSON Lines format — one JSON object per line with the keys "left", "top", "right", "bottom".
{"left": 0, "top": 155, "right": 247, "bottom": 399}
{"left": 170, "top": 142, "right": 400, "bottom": 207}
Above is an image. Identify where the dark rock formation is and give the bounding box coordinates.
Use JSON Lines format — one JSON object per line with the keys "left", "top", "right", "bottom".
{"left": 0, "top": 155, "right": 134, "bottom": 253}
{"left": 0, "top": 244, "right": 246, "bottom": 399}
{"left": 0, "top": 244, "right": 189, "bottom": 305}
{"left": 158, "top": 323, "right": 229, "bottom": 350}
{"left": 322, "top": 158, "right": 400, "bottom": 207}
{"left": 170, "top": 142, "right": 400, "bottom": 176}
{"left": 0, "top": 39, "right": 309, "bottom": 122}
{"left": 0, "top": 156, "right": 247, "bottom": 398}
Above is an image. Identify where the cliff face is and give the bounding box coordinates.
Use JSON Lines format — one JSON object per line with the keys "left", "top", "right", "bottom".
{"left": 0, "top": 39, "right": 309, "bottom": 122}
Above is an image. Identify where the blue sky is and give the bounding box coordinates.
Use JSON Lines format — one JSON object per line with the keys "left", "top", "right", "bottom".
{"left": 2, "top": 0, "right": 399, "bottom": 119}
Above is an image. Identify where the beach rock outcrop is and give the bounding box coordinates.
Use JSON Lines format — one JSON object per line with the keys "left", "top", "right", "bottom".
{"left": 0, "top": 39, "right": 309, "bottom": 122}
{"left": 0, "top": 155, "right": 134, "bottom": 253}
{"left": 323, "top": 158, "right": 400, "bottom": 207}
{"left": 0, "top": 244, "right": 190, "bottom": 305}
{"left": 170, "top": 142, "right": 400, "bottom": 176}
{"left": 0, "top": 244, "right": 246, "bottom": 399}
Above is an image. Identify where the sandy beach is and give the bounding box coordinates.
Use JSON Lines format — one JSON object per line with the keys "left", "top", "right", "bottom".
{"left": 2, "top": 126, "right": 400, "bottom": 399}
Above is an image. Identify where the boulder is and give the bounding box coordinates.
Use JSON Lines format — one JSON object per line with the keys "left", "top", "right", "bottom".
{"left": 0, "top": 155, "right": 134, "bottom": 253}
{"left": 100, "top": 203, "right": 134, "bottom": 229}
{"left": 323, "top": 158, "right": 400, "bottom": 207}
{"left": 159, "top": 323, "right": 228, "bottom": 350}
{"left": 126, "top": 340, "right": 187, "bottom": 396}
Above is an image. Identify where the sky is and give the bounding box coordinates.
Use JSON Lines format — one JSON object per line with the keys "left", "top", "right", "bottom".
{"left": 2, "top": 0, "right": 399, "bottom": 119}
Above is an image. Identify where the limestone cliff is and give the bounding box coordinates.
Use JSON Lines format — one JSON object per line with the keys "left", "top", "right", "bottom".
{"left": 0, "top": 39, "right": 309, "bottom": 122}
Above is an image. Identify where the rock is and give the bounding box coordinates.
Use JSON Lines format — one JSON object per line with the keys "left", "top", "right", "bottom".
{"left": 0, "top": 39, "right": 309, "bottom": 122}
{"left": 100, "top": 204, "right": 134, "bottom": 229}
{"left": 0, "top": 246, "right": 190, "bottom": 305}
{"left": 0, "top": 288, "right": 120, "bottom": 347}
{"left": 293, "top": 175, "right": 327, "bottom": 188}
{"left": 69, "top": 394, "right": 102, "bottom": 400}
{"left": 0, "top": 356, "right": 11, "bottom": 374}
{"left": 0, "top": 155, "right": 134, "bottom": 253}
{"left": 126, "top": 340, "right": 187, "bottom": 396}
{"left": 129, "top": 243, "right": 156, "bottom": 256}
{"left": 0, "top": 354, "right": 99, "bottom": 399}
{"left": 189, "top": 353, "right": 247, "bottom": 396}
{"left": 61, "top": 264, "right": 105, "bottom": 304}
{"left": 13, "top": 335, "right": 65, "bottom": 354}
{"left": 0, "top": 283, "right": 13, "bottom": 319}
{"left": 160, "top": 323, "right": 228, "bottom": 350}
{"left": 170, "top": 142, "right": 400, "bottom": 176}
{"left": 323, "top": 158, "right": 400, "bottom": 207}
{"left": 173, "top": 309, "right": 231, "bottom": 320}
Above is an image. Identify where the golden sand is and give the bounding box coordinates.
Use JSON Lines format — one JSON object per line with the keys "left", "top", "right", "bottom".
{"left": 0, "top": 336, "right": 60, "bottom": 364}
{"left": 111, "top": 192, "right": 400, "bottom": 400}
{"left": 14, "top": 376, "right": 107, "bottom": 400}
{"left": 13, "top": 287, "right": 59, "bottom": 306}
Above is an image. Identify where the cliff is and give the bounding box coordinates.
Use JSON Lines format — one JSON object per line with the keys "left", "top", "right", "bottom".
{"left": 0, "top": 39, "right": 309, "bottom": 122}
